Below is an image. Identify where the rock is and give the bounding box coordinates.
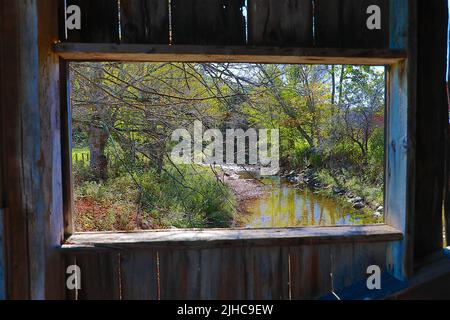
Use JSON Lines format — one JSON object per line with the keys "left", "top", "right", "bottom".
{"left": 353, "top": 202, "right": 365, "bottom": 210}
{"left": 373, "top": 211, "right": 383, "bottom": 218}
{"left": 349, "top": 196, "right": 363, "bottom": 204}
{"left": 332, "top": 186, "right": 346, "bottom": 195}
{"left": 287, "top": 170, "right": 295, "bottom": 176}
{"left": 376, "top": 206, "right": 383, "bottom": 212}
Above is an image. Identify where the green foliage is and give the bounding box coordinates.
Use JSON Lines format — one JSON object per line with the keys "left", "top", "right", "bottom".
{"left": 138, "top": 165, "right": 236, "bottom": 228}
{"left": 74, "top": 163, "right": 236, "bottom": 230}
{"left": 71, "top": 62, "right": 385, "bottom": 230}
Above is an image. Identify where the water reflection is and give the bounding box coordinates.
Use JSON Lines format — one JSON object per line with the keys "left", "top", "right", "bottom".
{"left": 239, "top": 176, "right": 369, "bottom": 228}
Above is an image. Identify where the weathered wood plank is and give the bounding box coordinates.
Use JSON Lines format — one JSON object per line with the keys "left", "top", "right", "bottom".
{"left": 54, "top": 43, "right": 406, "bottom": 65}
{"left": 158, "top": 249, "right": 201, "bottom": 299}
{"left": 383, "top": 0, "right": 414, "bottom": 281}
{"left": 290, "top": 242, "right": 387, "bottom": 299}
{"left": 75, "top": 252, "right": 120, "bottom": 300}
{"left": 60, "top": 59, "right": 74, "bottom": 239}
{"left": 60, "top": 0, "right": 119, "bottom": 43}
{"left": 289, "top": 245, "right": 331, "bottom": 299}
{"left": 314, "top": 0, "right": 342, "bottom": 48}
{"left": 120, "top": 250, "right": 158, "bottom": 300}
{"left": 314, "top": 0, "right": 389, "bottom": 48}
{"left": 38, "top": 0, "right": 66, "bottom": 299}
{"left": 389, "top": 0, "right": 409, "bottom": 50}
{"left": 64, "top": 253, "right": 77, "bottom": 300}
{"left": 171, "top": 0, "right": 246, "bottom": 45}
{"left": 0, "top": 0, "right": 48, "bottom": 299}
{"left": 245, "top": 246, "right": 289, "bottom": 299}
{"left": 120, "top": 0, "right": 169, "bottom": 44}
{"left": 199, "top": 248, "right": 246, "bottom": 299}
{"left": 385, "top": 60, "right": 412, "bottom": 280}
{"left": 247, "top": 0, "right": 312, "bottom": 47}
{"left": 62, "top": 225, "right": 403, "bottom": 252}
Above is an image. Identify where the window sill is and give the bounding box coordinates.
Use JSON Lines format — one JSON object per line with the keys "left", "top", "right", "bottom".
{"left": 61, "top": 224, "right": 403, "bottom": 251}
{"left": 54, "top": 43, "right": 406, "bottom": 65}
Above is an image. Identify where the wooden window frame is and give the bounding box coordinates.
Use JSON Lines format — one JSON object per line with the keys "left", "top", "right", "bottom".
{"left": 57, "top": 43, "right": 411, "bottom": 279}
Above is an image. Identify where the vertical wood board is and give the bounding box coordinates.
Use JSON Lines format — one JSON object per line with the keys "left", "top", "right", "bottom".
{"left": 120, "top": 0, "right": 169, "bottom": 44}
{"left": 247, "top": 0, "right": 313, "bottom": 46}
{"left": 60, "top": 0, "right": 119, "bottom": 43}
{"left": 171, "top": 0, "right": 246, "bottom": 45}
{"left": 120, "top": 250, "right": 158, "bottom": 300}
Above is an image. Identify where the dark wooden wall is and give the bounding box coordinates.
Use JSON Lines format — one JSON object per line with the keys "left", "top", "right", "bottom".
{"left": 413, "top": 0, "right": 449, "bottom": 264}
{"left": 62, "top": 227, "right": 400, "bottom": 300}
{"left": 59, "top": 0, "right": 393, "bottom": 49}
{"left": 0, "top": 0, "right": 64, "bottom": 299}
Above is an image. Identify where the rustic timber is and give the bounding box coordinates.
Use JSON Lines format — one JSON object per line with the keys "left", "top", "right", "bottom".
{"left": 38, "top": 0, "right": 66, "bottom": 299}
{"left": 61, "top": 225, "right": 403, "bottom": 251}
{"left": 53, "top": 43, "right": 406, "bottom": 65}
{"left": 120, "top": 250, "right": 158, "bottom": 300}
{"left": 0, "top": 0, "right": 67, "bottom": 299}
{"left": 0, "top": 0, "right": 44, "bottom": 299}
{"left": 120, "top": 0, "right": 169, "bottom": 44}
{"left": 171, "top": 0, "right": 246, "bottom": 45}
{"left": 383, "top": 0, "right": 414, "bottom": 281}
{"left": 60, "top": 0, "right": 119, "bottom": 43}
{"left": 60, "top": 59, "right": 74, "bottom": 238}
{"left": 74, "top": 252, "right": 120, "bottom": 300}
{"left": 314, "top": 0, "right": 389, "bottom": 48}
{"left": 62, "top": 239, "right": 392, "bottom": 300}
{"left": 247, "top": 0, "right": 313, "bottom": 47}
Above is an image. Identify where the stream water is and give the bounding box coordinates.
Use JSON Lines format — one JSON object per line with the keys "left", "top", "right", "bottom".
{"left": 237, "top": 172, "right": 377, "bottom": 228}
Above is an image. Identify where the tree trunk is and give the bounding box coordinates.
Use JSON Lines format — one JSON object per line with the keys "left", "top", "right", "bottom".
{"left": 89, "top": 117, "right": 108, "bottom": 181}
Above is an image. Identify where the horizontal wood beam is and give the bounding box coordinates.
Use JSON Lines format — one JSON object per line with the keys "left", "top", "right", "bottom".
{"left": 54, "top": 43, "right": 406, "bottom": 65}
{"left": 62, "top": 225, "right": 403, "bottom": 251}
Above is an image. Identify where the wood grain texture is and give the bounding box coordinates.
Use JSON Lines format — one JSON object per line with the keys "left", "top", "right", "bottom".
{"left": 120, "top": 250, "right": 158, "bottom": 300}
{"left": 158, "top": 249, "right": 201, "bottom": 299}
{"left": 290, "top": 242, "right": 386, "bottom": 299}
{"left": 314, "top": 0, "right": 389, "bottom": 48}
{"left": 198, "top": 248, "right": 246, "bottom": 299}
{"left": 289, "top": 245, "right": 331, "bottom": 299}
{"left": 60, "top": 59, "right": 74, "bottom": 239}
{"left": 385, "top": 60, "right": 412, "bottom": 280}
{"left": 0, "top": 0, "right": 45, "bottom": 299}
{"left": 60, "top": 0, "right": 119, "bottom": 43}
{"left": 54, "top": 43, "right": 406, "bottom": 65}
{"left": 75, "top": 252, "right": 121, "bottom": 300}
{"left": 389, "top": 0, "right": 409, "bottom": 50}
{"left": 62, "top": 225, "right": 402, "bottom": 252}
{"left": 120, "top": 0, "right": 169, "bottom": 44}
{"left": 247, "top": 0, "right": 313, "bottom": 46}
{"left": 171, "top": 0, "right": 246, "bottom": 45}
{"left": 38, "top": 0, "right": 66, "bottom": 299}
{"left": 245, "top": 246, "right": 289, "bottom": 299}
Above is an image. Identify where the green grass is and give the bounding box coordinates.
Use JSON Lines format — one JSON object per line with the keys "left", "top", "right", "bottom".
{"left": 73, "top": 163, "right": 237, "bottom": 231}
{"left": 72, "top": 147, "right": 90, "bottom": 165}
